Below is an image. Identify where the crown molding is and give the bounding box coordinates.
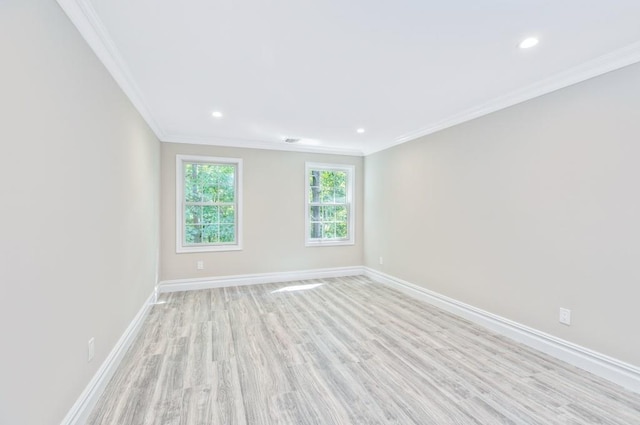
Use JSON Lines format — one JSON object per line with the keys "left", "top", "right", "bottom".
{"left": 56, "top": 0, "right": 166, "bottom": 139}
{"left": 56, "top": 0, "right": 363, "bottom": 157}
{"left": 364, "top": 40, "right": 640, "bottom": 156}
{"left": 57, "top": 0, "right": 640, "bottom": 158}
{"left": 162, "top": 133, "right": 365, "bottom": 156}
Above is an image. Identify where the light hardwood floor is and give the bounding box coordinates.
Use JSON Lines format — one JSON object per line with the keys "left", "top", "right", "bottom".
{"left": 88, "top": 276, "right": 640, "bottom": 424}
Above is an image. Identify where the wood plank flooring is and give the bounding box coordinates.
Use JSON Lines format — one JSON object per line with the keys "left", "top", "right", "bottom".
{"left": 88, "top": 276, "right": 640, "bottom": 424}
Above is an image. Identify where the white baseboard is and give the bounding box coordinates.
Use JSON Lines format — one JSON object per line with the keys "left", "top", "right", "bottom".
{"left": 157, "top": 266, "right": 365, "bottom": 293}
{"left": 60, "top": 291, "right": 156, "bottom": 425}
{"left": 364, "top": 267, "right": 640, "bottom": 394}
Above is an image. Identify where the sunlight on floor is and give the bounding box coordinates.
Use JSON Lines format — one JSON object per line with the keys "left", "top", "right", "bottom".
{"left": 271, "top": 283, "right": 323, "bottom": 293}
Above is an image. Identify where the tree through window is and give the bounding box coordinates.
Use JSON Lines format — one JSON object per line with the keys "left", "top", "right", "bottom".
{"left": 305, "top": 163, "right": 354, "bottom": 246}
{"left": 176, "top": 155, "right": 243, "bottom": 253}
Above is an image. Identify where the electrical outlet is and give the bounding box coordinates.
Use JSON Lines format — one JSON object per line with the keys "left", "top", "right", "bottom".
{"left": 559, "top": 308, "right": 571, "bottom": 326}
{"left": 88, "top": 337, "right": 95, "bottom": 362}
{"left": 379, "top": 257, "right": 383, "bottom": 265}
{"left": 196, "top": 260, "right": 204, "bottom": 270}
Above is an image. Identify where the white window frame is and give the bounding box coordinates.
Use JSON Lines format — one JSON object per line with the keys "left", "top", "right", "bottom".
{"left": 176, "top": 154, "right": 243, "bottom": 253}
{"left": 305, "top": 162, "right": 355, "bottom": 247}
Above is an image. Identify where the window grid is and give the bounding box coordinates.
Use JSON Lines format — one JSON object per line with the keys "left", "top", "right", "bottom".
{"left": 176, "top": 155, "right": 243, "bottom": 253}
{"left": 183, "top": 162, "right": 237, "bottom": 246}
{"left": 306, "top": 164, "right": 354, "bottom": 245}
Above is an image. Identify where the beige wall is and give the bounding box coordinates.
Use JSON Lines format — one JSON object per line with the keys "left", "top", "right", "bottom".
{"left": 160, "top": 143, "right": 363, "bottom": 281}
{"left": 364, "top": 62, "right": 640, "bottom": 366}
{"left": 4, "top": 2, "right": 638, "bottom": 422}
{"left": 0, "top": 1, "right": 160, "bottom": 424}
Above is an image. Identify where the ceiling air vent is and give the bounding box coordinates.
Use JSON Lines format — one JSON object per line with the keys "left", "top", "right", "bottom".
{"left": 284, "top": 138, "right": 300, "bottom": 144}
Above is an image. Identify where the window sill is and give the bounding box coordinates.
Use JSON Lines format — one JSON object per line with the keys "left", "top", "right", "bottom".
{"left": 305, "top": 239, "right": 354, "bottom": 247}
{"left": 176, "top": 244, "right": 243, "bottom": 254}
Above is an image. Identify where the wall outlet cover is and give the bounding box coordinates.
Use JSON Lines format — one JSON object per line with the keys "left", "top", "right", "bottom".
{"left": 559, "top": 308, "right": 571, "bottom": 326}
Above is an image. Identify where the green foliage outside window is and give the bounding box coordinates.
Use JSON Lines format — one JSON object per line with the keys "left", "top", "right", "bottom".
{"left": 309, "top": 169, "right": 348, "bottom": 240}
{"left": 184, "top": 163, "right": 236, "bottom": 244}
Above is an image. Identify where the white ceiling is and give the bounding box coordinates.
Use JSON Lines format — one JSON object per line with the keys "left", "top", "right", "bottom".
{"left": 59, "top": 0, "right": 640, "bottom": 155}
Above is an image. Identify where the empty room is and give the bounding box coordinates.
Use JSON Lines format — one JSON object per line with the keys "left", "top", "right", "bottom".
{"left": 3, "top": 0, "right": 640, "bottom": 424}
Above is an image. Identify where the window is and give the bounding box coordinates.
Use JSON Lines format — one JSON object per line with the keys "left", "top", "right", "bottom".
{"left": 176, "top": 155, "right": 242, "bottom": 253}
{"left": 305, "top": 162, "right": 355, "bottom": 246}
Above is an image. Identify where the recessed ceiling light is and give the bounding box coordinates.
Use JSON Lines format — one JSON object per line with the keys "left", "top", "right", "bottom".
{"left": 356, "top": 128, "right": 365, "bottom": 134}
{"left": 211, "top": 111, "right": 223, "bottom": 118}
{"left": 518, "top": 37, "right": 539, "bottom": 49}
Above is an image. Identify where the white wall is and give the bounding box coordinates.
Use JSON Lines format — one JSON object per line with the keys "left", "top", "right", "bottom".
{"left": 0, "top": 1, "right": 160, "bottom": 424}
{"left": 160, "top": 143, "right": 363, "bottom": 281}
{"left": 364, "top": 62, "right": 640, "bottom": 367}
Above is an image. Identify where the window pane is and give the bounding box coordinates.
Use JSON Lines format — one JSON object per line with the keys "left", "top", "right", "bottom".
{"left": 335, "top": 205, "right": 348, "bottom": 222}
{"left": 333, "top": 171, "right": 346, "bottom": 189}
{"left": 218, "top": 166, "right": 235, "bottom": 185}
{"left": 197, "top": 164, "right": 215, "bottom": 202}
{"left": 310, "top": 221, "right": 323, "bottom": 239}
{"left": 219, "top": 225, "right": 235, "bottom": 243}
{"left": 220, "top": 205, "right": 235, "bottom": 224}
{"left": 185, "top": 225, "right": 203, "bottom": 244}
{"left": 334, "top": 184, "right": 346, "bottom": 203}
{"left": 309, "top": 205, "right": 321, "bottom": 222}
{"left": 184, "top": 164, "right": 200, "bottom": 202}
{"left": 218, "top": 187, "right": 234, "bottom": 203}
{"left": 180, "top": 158, "right": 240, "bottom": 249}
{"left": 317, "top": 170, "right": 347, "bottom": 204}
{"left": 200, "top": 184, "right": 215, "bottom": 203}
{"left": 202, "top": 225, "right": 219, "bottom": 243}
{"left": 186, "top": 162, "right": 236, "bottom": 203}
{"left": 322, "top": 206, "right": 336, "bottom": 221}
{"left": 323, "top": 222, "right": 336, "bottom": 239}
{"left": 185, "top": 205, "right": 202, "bottom": 225}
{"left": 320, "top": 171, "right": 334, "bottom": 203}
{"left": 309, "top": 186, "right": 320, "bottom": 203}
{"left": 321, "top": 191, "right": 334, "bottom": 203}
{"left": 306, "top": 165, "right": 351, "bottom": 243}
{"left": 218, "top": 165, "right": 236, "bottom": 202}
{"left": 309, "top": 171, "right": 320, "bottom": 186}
{"left": 202, "top": 206, "right": 218, "bottom": 225}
